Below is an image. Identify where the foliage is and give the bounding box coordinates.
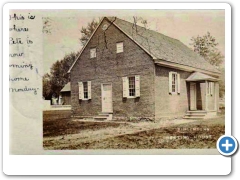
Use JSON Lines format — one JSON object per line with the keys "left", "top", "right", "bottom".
{"left": 42, "top": 73, "right": 52, "bottom": 99}
{"left": 190, "top": 32, "right": 224, "bottom": 67}
{"left": 190, "top": 32, "right": 225, "bottom": 97}
{"left": 80, "top": 18, "right": 100, "bottom": 46}
{"left": 42, "top": 52, "right": 78, "bottom": 99}
{"left": 42, "top": 17, "right": 52, "bottom": 34}
{"left": 133, "top": 16, "right": 148, "bottom": 29}
{"left": 219, "top": 67, "right": 225, "bottom": 98}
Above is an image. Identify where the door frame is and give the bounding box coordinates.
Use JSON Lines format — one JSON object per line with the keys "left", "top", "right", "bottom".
{"left": 101, "top": 83, "right": 113, "bottom": 113}
{"left": 190, "top": 82, "right": 197, "bottom": 110}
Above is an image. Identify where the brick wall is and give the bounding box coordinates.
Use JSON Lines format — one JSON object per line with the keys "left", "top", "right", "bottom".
{"left": 154, "top": 65, "right": 191, "bottom": 119}
{"left": 71, "top": 18, "right": 155, "bottom": 119}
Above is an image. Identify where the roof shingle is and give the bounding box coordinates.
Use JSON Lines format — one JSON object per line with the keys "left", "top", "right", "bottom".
{"left": 107, "top": 17, "right": 219, "bottom": 73}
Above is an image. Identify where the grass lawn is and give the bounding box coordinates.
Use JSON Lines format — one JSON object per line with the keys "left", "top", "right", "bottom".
{"left": 43, "top": 111, "right": 225, "bottom": 150}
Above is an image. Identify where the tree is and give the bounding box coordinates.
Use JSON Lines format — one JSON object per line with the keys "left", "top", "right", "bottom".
{"left": 42, "top": 73, "right": 52, "bottom": 99}
{"left": 133, "top": 16, "right": 148, "bottom": 29}
{"left": 190, "top": 32, "right": 225, "bottom": 97}
{"left": 42, "top": 52, "right": 78, "bottom": 99}
{"left": 80, "top": 18, "right": 100, "bottom": 46}
{"left": 190, "top": 32, "right": 224, "bottom": 67}
{"left": 42, "top": 17, "right": 52, "bottom": 34}
{"left": 219, "top": 67, "right": 225, "bottom": 98}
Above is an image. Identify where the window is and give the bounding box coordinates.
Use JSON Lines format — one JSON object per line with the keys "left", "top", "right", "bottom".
{"left": 129, "top": 77, "right": 136, "bottom": 97}
{"left": 172, "top": 73, "right": 177, "bottom": 93}
{"left": 169, "top": 72, "right": 180, "bottom": 94}
{"left": 78, "top": 81, "right": 91, "bottom": 100}
{"left": 122, "top": 75, "right": 140, "bottom": 98}
{"left": 83, "top": 82, "right": 88, "bottom": 99}
{"left": 90, "top": 48, "right": 96, "bottom": 58}
{"left": 116, "top": 42, "right": 123, "bottom": 53}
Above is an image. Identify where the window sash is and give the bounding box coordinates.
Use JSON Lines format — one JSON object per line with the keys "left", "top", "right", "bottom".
{"left": 172, "top": 73, "right": 177, "bottom": 93}
{"left": 83, "top": 82, "right": 88, "bottom": 99}
{"left": 116, "top": 42, "right": 123, "bottom": 53}
{"left": 90, "top": 48, "right": 96, "bottom": 58}
{"left": 128, "top": 77, "right": 135, "bottom": 96}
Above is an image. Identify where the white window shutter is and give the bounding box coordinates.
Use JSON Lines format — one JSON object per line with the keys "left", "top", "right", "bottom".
{"left": 169, "top": 72, "right": 173, "bottom": 94}
{"left": 88, "top": 81, "right": 91, "bottom": 99}
{"left": 122, "top": 77, "right": 128, "bottom": 98}
{"left": 78, "top": 82, "right": 83, "bottom": 100}
{"left": 135, "top": 75, "right": 140, "bottom": 97}
{"left": 177, "top": 73, "right": 181, "bottom": 94}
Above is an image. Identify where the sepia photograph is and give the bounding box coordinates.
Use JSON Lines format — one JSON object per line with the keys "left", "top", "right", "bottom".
{"left": 41, "top": 10, "right": 225, "bottom": 151}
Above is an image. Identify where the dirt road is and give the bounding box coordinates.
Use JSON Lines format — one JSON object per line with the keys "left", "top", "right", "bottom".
{"left": 43, "top": 116, "right": 224, "bottom": 150}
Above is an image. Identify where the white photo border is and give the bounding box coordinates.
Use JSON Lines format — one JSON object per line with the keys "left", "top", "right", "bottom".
{"left": 3, "top": 2, "right": 231, "bottom": 175}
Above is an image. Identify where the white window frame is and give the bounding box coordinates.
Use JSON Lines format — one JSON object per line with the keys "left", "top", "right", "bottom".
{"left": 128, "top": 76, "right": 136, "bottom": 97}
{"left": 83, "top": 82, "right": 88, "bottom": 100}
{"left": 116, "top": 42, "right": 123, "bottom": 53}
{"left": 79, "top": 81, "right": 91, "bottom": 100}
{"left": 90, "top": 48, "right": 96, "bottom": 58}
{"left": 122, "top": 75, "right": 140, "bottom": 98}
{"left": 169, "top": 72, "right": 180, "bottom": 95}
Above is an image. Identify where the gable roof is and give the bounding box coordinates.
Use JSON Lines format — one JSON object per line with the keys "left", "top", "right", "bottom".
{"left": 60, "top": 82, "right": 71, "bottom": 92}
{"left": 68, "top": 17, "right": 220, "bottom": 75}
{"left": 186, "top": 72, "right": 218, "bottom": 82}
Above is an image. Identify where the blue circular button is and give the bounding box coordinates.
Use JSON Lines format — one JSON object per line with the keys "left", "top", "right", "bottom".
{"left": 217, "top": 135, "right": 238, "bottom": 156}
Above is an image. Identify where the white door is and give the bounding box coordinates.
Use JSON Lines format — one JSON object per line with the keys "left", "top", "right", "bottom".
{"left": 190, "top": 83, "right": 197, "bottom": 110}
{"left": 101, "top": 83, "right": 113, "bottom": 112}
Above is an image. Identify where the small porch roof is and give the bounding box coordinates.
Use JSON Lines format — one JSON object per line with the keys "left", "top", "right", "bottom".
{"left": 186, "top": 72, "right": 218, "bottom": 82}
{"left": 60, "top": 82, "right": 71, "bottom": 92}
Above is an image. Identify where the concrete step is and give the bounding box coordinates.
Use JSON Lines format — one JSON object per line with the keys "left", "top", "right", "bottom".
{"left": 183, "top": 116, "right": 205, "bottom": 119}
{"left": 93, "top": 112, "right": 113, "bottom": 121}
{"left": 184, "top": 114, "right": 206, "bottom": 117}
{"left": 93, "top": 116, "right": 108, "bottom": 121}
{"left": 187, "top": 111, "right": 207, "bottom": 114}
{"left": 98, "top": 113, "right": 110, "bottom": 117}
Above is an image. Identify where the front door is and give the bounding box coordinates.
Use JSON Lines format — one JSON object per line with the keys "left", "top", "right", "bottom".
{"left": 190, "top": 83, "right": 197, "bottom": 110}
{"left": 101, "top": 83, "right": 113, "bottom": 112}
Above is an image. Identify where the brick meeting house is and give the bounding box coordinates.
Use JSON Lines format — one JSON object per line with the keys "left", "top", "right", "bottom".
{"left": 68, "top": 17, "right": 221, "bottom": 121}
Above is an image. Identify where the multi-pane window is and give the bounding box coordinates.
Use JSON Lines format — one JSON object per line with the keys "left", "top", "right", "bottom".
{"left": 83, "top": 82, "right": 88, "bottom": 99}
{"left": 169, "top": 72, "right": 180, "bottom": 94}
{"left": 129, "top": 77, "right": 136, "bottom": 97}
{"left": 122, "top": 76, "right": 140, "bottom": 98}
{"left": 116, "top": 42, "right": 123, "bottom": 53}
{"left": 90, "top": 48, "right": 96, "bottom": 58}
{"left": 172, "top": 73, "right": 177, "bottom": 93}
{"left": 78, "top": 81, "right": 91, "bottom": 100}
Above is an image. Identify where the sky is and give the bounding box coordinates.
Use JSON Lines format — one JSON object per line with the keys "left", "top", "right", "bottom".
{"left": 43, "top": 10, "right": 225, "bottom": 73}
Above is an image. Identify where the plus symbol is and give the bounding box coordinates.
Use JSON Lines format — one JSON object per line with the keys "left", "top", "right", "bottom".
{"left": 222, "top": 139, "right": 233, "bottom": 151}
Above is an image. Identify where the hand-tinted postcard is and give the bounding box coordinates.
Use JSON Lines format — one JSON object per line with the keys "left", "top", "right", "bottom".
{"left": 8, "top": 7, "right": 227, "bottom": 155}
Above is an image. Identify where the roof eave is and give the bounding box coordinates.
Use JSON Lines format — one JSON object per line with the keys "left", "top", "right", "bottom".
{"left": 67, "top": 17, "right": 106, "bottom": 73}
{"left": 186, "top": 78, "right": 219, "bottom": 82}
{"left": 154, "top": 59, "right": 221, "bottom": 77}
{"left": 109, "top": 19, "right": 157, "bottom": 60}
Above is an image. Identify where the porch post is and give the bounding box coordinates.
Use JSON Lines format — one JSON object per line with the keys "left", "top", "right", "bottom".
{"left": 215, "top": 82, "right": 219, "bottom": 111}
{"left": 205, "top": 80, "right": 208, "bottom": 111}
